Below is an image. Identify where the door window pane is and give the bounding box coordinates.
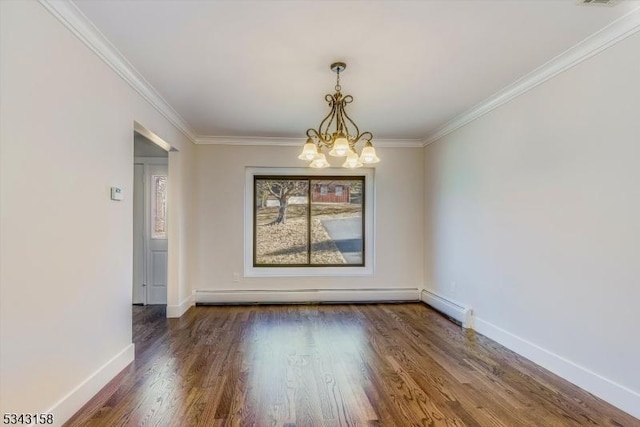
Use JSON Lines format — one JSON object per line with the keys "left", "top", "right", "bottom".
{"left": 151, "top": 175, "right": 167, "bottom": 239}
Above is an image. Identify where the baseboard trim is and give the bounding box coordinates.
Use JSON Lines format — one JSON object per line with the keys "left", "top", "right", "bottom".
{"left": 420, "top": 289, "right": 473, "bottom": 328}
{"left": 43, "top": 343, "right": 135, "bottom": 426}
{"left": 166, "top": 294, "right": 194, "bottom": 318}
{"left": 474, "top": 317, "right": 640, "bottom": 420}
{"left": 195, "top": 288, "right": 420, "bottom": 304}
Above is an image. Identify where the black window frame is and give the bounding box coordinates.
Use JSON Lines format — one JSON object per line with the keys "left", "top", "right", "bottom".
{"left": 253, "top": 175, "right": 365, "bottom": 268}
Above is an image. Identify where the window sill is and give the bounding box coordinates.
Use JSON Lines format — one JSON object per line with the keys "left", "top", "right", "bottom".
{"left": 244, "top": 265, "right": 374, "bottom": 278}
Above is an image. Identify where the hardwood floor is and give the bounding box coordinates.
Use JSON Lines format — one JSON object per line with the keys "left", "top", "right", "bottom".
{"left": 65, "top": 303, "right": 639, "bottom": 426}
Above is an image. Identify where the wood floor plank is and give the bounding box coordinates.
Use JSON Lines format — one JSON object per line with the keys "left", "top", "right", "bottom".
{"left": 64, "top": 304, "right": 640, "bottom": 427}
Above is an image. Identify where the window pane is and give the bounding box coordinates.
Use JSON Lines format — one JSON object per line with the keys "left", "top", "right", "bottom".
{"left": 310, "top": 179, "right": 363, "bottom": 265}
{"left": 151, "top": 175, "right": 167, "bottom": 239}
{"left": 255, "top": 179, "right": 309, "bottom": 265}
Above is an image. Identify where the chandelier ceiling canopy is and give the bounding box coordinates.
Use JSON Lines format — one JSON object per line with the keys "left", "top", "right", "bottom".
{"left": 298, "top": 62, "right": 380, "bottom": 168}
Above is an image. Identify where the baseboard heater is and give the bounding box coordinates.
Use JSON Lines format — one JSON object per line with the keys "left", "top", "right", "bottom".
{"left": 420, "top": 289, "right": 473, "bottom": 329}
{"left": 194, "top": 288, "right": 420, "bottom": 305}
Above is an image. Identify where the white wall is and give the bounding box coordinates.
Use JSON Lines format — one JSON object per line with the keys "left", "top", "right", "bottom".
{"left": 191, "top": 144, "right": 424, "bottom": 294}
{"left": 0, "top": 1, "right": 194, "bottom": 423}
{"left": 168, "top": 148, "right": 195, "bottom": 314}
{"left": 424, "top": 31, "right": 640, "bottom": 417}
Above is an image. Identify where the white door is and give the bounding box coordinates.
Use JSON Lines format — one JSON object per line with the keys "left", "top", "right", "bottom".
{"left": 132, "top": 163, "right": 145, "bottom": 304}
{"left": 146, "top": 163, "right": 168, "bottom": 304}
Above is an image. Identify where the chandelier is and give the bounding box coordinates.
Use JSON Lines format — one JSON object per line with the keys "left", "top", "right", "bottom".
{"left": 298, "top": 62, "right": 380, "bottom": 168}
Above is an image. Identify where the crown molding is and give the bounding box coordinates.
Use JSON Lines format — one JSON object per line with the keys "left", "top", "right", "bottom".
{"left": 423, "top": 6, "right": 640, "bottom": 146}
{"left": 39, "top": 0, "right": 197, "bottom": 143}
{"left": 195, "top": 136, "right": 302, "bottom": 146}
{"left": 38, "top": 0, "right": 419, "bottom": 149}
{"left": 40, "top": 1, "right": 640, "bottom": 149}
{"left": 195, "top": 136, "right": 425, "bottom": 148}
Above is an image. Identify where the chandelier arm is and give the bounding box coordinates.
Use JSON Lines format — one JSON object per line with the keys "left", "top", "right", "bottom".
{"left": 340, "top": 99, "right": 361, "bottom": 139}
{"left": 322, "top": 104, "right": 338, "bottom": 142}
{"left": 351, "top": 131, "right": 373, "bottom": 146}
{"left": 308, "top": 128, "right": 336, "bottom": 150}
{"left": 306, "top": 128, "right": 323, "bottom": 143}
{"left": 335, "top": 101, "right": 345, "bottom": 133}
{"left": 339, "top": 96, "right": 353, "bottom": 134}
{"left": 316, "top": 94, "right": 337, "bottom": 142}
{"left": 361, "top": 131, "right": 374, "bottom": 142}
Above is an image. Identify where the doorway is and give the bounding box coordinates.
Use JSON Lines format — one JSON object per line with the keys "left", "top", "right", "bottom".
{"left": 133, "top": 132, "right": 169, "bottom": 305}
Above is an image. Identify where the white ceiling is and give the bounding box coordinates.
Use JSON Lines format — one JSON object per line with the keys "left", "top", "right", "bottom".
{"left": 75, "top": 0, "right": 637, "bottom": 141}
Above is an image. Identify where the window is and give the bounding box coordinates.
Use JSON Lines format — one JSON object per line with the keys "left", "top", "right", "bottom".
{"left": 245, "top": 167, "right": 374, "bottom": 277}
{"left": 254, "top": 176, "right": 364, "bottom": 267}
{"left": 151, "top": 175, "right": 167, "bottom": 239}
